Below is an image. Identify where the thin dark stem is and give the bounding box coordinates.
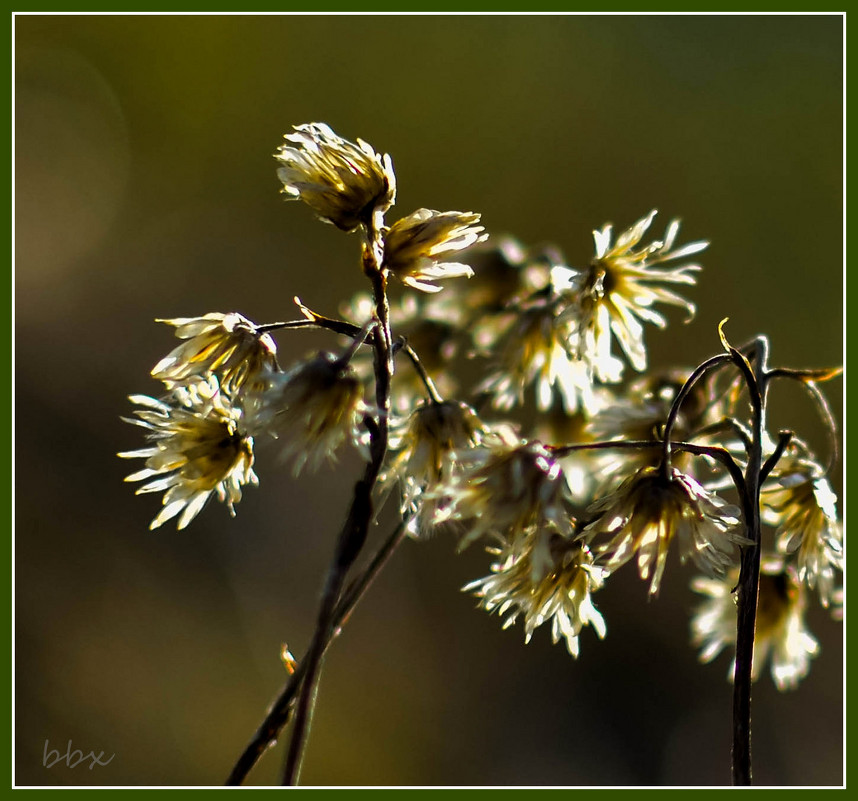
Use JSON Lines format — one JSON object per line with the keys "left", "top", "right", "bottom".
{"left": 333, "top": 319, "right": 375, "bottom": 369}
{"left": 549, "top": 438, "right": 746, "bottom": 497}
{"left": 397, "top": 338, "right": 443, "bottom": 403}
{"left": 292, "top": 300, "right": 374, "bottom": 342}
{"left": 802, "top": 381, "right": 840, "bottom": 475}
{"left": 692, "top": 417, "right": 754, "bottom": 456}
{"left": 280, "top": 227, "right": 393, "bottom": 787}
{"left": 255, "top": 320, "right": 311, "bottom": 333}
{"left": 661, "top": 353, "right": 733, "bottom": 475}
{"left": 768, "top": 369, "right": 842, "bottom": 475}
{"left": 225, "top": 521, "right": 407, "bottom": 786}
{"left": 760, "top": 430, "right": 793, "bottom": 483}
{"left": 731, "top": 336, "right": 769, "bottom": 786}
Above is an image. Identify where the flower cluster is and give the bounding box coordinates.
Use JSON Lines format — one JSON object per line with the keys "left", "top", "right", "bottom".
{"left": 583, "top": 466, "right": 748, "bottom": 597}
{"left": 120, "top": 123, "right": 486, "bottom": 531}
{"left": 119, "top": 376, "right": 258, "bottom": 530}
{"left": 121, "top": 122, "right": 842, "bottom": 695}
{"left": 122, "top": 311, "right": 379, "bottom": 529}
{"left": 464, "top": 533, "right": 607, "bottom": 658}
{"left": 692, "top": 560, "right": 821, "bottom": 691}
{"left": 686, "top": 440, "right": 843, "bottom": 690}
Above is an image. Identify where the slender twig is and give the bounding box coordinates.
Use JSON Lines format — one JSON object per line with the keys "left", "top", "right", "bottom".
{"left": 730, "top": 335, "right": 769, "bottom": 786}
{"left": 549, "top": 437, "right": 746, "bottom": 497}
{"left": 661, "top": 353, "right": 733, "bottom": 475}
{"left": 760, "top": 430, "right": 793, "bottom": 483}
{"left": 692, "top": 417, "right": 754, "bottom": 456}
{"left": 280, "top": 476, "right": 374, "bottom": 785}
{"left": 225, "top": 521, "right": 408, "bottom": 786}
{"left": 280, "top": 224, "right": 393, "bottom": 786}
{"left": 767, "top": 368, "right": 842, "bottom": 475}
{"left": 255, "top": 319, "right": 315, "bottom": 333}
{"left": 397, "top": 338, "right": 444, "bottom": 403}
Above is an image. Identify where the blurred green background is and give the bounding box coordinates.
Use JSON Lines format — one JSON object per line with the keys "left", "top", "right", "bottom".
{"left": 14, "top": 14, "right": 843, "bottom": 787}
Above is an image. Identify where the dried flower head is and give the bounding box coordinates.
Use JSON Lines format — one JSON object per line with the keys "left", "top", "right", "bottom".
{"left": 464, "top": 532, "right": 606, "bottom": 657}
{"left": 555, "top": 210, "right": 706, "bottom": 376}
{"left": 584, "top": 465, "right": 747, "bottom": 595}
{"left": 384, "top": 400, "right": 484, "bottom": 538}
{"left": 118, "top": 377, "right": 257, "bottom": 530}
{"left": 476, "top": 299, "right": 599, "bottom": 414}
{"left": 274, "top": 122, "right": 396, "bottom": 231}
{"left": 246, "top": 352, "right": 367, "bottom": 475}
{"left": 691, "top": 562, "right": 820, "bottom": 690}
{"left": 585, "top": 369, "right": 728, "bottom": 487}
{"left": 382, "top": 209, "right": 486, "bottom": 292}
{"left": 434, "top": 434, "right": 575, "bottom": 550}
{"left": 151, "top": 312, "right": 278, "bottom": 393}
{"left": 762, "top": 452, "right": 843, "bottom": 607}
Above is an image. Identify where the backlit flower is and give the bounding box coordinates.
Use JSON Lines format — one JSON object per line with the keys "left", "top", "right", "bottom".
{"left": 555, "top": 210, "right": 706, "bottom": 375}
{"left": 118, "top": 377, "right": 257, "bottom": 530}
{"left": 762, "top": 453, "right": 843, "bottom": 607}
{"left": 382, "top": 209, "right": 486, "bottom": 292}
{"left": 691, "top": 562, "right": 820, "bottom": 690}
{"left": 585, "top": 369, "right": 729, "bottom": 487}
{"left": 151, "top": 312, "right": 278, "bottom": 393}
{"left": 246, "top": 352, "right": 367, "bottom": 475}
{"left": 434, "top": 434, "right": 575, "bottom": 550}
{"left": 384, "top": 400, "right": 484, "bottom": 537}
{"left": 464, "top": 532, "right": 606, "bottom": 657}
{"left": 476, "top": 298, "right": 600, "bottom": 414}
{"left": 584, "top": 465, "right": 746, "bottom": 595}
{"left": 274, "top": 122, "right": 396, "bottom": 231}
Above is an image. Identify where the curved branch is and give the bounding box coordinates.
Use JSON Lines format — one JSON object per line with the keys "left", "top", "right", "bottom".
{"left": 661, "top": 353, "right": 734, "bottom": 473}
{"left": 225, "top": 520, "right": 408, "bottom": 786}
{"left": 767, "top": 369, "right": 842, "bottom": 475}
{"left": 760, "top": 430, "right": 793, "bottom": 483}
{"left": 280, "top": 229, "right": 394, "bottom": 786}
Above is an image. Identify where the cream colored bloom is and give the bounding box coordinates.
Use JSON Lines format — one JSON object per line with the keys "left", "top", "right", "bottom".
{"left": 382, "top": 209, "right": 486, "bottom": 292}
{"left": 585, "top": 369, "right": 728, "bottom": 487}
{"left": 691, "top": 562, "right": 820, "bottom": 690}
{"left": 118, "top": 377, "right": 257, "bottom": 530}
{"left": 274, "top": 122, "right": 396, "bottom": 231}
{"left": 433, "top": 434, "right": 575, "bottom": 550}
{"left": 151, "top": 312, "right": 278, "bottom": 393}
{"left": 584, "top": 466, "right": 746, "bottom": 595}
{"left": 383, "top": 400, "right": 484, "bottom": 538}
{"left": 555, "top": 210, "right": 706, "bottom": 375}
{"left": 464, "top": 532, "right": 606, "bottom": 657}
{"left": 476, "top": 299, "right": 600, "bottom": 414}
{"left": 762, "top": 453, "right": 843, "bottom": 607}
{"left": 246, "top": 353, "right": 367, "bottom": 475}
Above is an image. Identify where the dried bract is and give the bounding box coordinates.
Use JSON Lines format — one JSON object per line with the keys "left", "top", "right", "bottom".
{"left": 118, "top": 377, "right": 257, "bottom": 530}
{"left": 382, "top": 209, "right": 486, "bottom": 292}
{"left": 584, "top": 465, "right": 747, "bottom": 595}
{"left": 246, "top": 353, "right": 368, "bottom": 475}
{"left": 151, "top": 312, "right": 278, "bottom": 393}
{"left": 465, "top": 533, "right": 606, "bottom": 657}
{"left": 274, "top": 122, "right": 396, "bottom": 231}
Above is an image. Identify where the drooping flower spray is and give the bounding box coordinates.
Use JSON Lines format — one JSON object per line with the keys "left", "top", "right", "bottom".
{"left": 120, "top": 123, "right": 842, "bottom": 787}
